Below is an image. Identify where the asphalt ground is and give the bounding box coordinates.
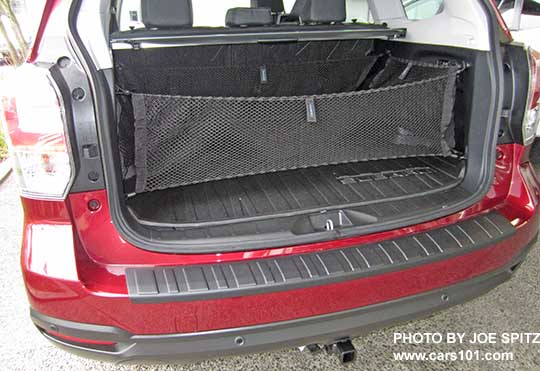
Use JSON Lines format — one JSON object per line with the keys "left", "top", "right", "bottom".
{"left": 1, "top": 172, "right": 539, "bottom": 371}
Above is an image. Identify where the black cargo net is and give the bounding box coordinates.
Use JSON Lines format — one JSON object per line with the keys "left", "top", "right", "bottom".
{"left": 114, "top": 41, "right": 463, "bottom": 193}
{"left": 127, "top": 57, "right": 460, "bottom": 193}
{"left": 115, "top": 40, "right": 379, "bottom": 181}
{"left": 114, "top": 40, "right": 377, "bottom": 97}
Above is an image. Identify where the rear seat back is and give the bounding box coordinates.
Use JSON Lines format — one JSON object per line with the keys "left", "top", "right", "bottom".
{"left": 290, "top": 0, "right": 346, "bottom": 24}
{"left": 225, "top": 8, "right": 273, "bottom": 27}
{"left": 250, "top": 0, "right": 285, "bottom": 14}
{"left": 141, "top": 0, "right": 193, "bottom": 29}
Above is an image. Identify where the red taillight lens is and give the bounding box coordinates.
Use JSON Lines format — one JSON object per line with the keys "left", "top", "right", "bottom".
{"left": 529, "top": 48, "right": 540, "bottom": 109}
{"left": 1, "top": 65, "right": 73, "bottom": 199}
{"left": 523, "top": 48, "right": 540, "bottom": 146}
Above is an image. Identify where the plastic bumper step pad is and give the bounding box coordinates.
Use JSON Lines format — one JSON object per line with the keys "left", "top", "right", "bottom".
{"left": 126, "top": 212, "right": 514, "bottom": 303}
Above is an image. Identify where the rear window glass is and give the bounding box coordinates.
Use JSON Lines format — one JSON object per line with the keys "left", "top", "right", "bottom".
{"left": 118, "top": 0, "right": 372, "bottom": 30}
{"left": 401, "top": 0, "right": 444, "bottom": 20}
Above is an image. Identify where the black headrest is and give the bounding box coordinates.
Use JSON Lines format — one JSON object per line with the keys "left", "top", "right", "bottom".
{"left": 226, "top": 8, "right": 273, "bottom": 27}
{"left": 141, "top": 0, "right": 193, "bottom": 29}
{"left": 290, "top": 0, "right": 346, "bottom": 24}
{"left": 250, "top": 0, "right": 285, "bottom": 14}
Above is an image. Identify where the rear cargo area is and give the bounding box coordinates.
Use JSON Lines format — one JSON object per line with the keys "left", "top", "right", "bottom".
{"left": 128, "top": 156, "right": 464, "bottom": 225}
{"left": 113, "top": 39, "right": 468, "bottom": 230}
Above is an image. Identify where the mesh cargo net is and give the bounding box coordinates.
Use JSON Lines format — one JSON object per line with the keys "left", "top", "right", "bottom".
{"left": 115, "top": 40, "right": 379, "bottom": 181}
{"left": 129, "top": 57, "right": 461, "bottom": 193}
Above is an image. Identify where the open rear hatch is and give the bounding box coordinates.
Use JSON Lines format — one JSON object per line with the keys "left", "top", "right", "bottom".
{"left": 107, "top": 2, "right": 501, "bottom": 252}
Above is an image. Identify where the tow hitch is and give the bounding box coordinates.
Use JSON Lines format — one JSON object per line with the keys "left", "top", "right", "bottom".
{"left": 326, "top": 339, "right": 357, "bottom": 364}
{"left": 300, "top": 339, "right": 357, "bottom": 364}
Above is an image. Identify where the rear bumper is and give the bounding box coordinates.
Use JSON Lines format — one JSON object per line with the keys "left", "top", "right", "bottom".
{"left": 30, "top": 237, "right": 536, "bottom": 363}
{"left": 21, "top": 144, "right": 540, "bottom": 362}
{"left": 124, "top": 212, "right": 516, "bottom": 303}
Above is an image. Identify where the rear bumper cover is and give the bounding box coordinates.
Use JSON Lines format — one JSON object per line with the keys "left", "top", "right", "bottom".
{"left": 31, "top": 237, "right": 535, "bottom": 363}
{"left": 23, "top": 146, "right": 540, "bottom": 362}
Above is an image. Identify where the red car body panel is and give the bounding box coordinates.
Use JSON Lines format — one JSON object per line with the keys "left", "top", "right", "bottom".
{"left": 21, "top": 144, "right": 540, "bottom": 335}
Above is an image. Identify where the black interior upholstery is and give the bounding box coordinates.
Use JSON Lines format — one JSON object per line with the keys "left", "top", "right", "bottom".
{"left": 225, "top": 7, "right": 273, "bottom": 27}
{"left": 141, "top": 0, "right": 193, "bottom": 28}
{"left": 114, "top": 40, "right": 377, "bottom": 97}
{"left": 250, "top": 0, "right": 285, "bottom": 13}
{"left": 290, "top": 0, "right": 346, "bottom": 24}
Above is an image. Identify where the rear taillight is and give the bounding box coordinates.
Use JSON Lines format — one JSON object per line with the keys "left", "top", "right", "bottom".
{"left": 523, "top": 48, "right": 540, "bottom": 146}
{"left": 1, "top": 65, "right": 73, "bottom": 199}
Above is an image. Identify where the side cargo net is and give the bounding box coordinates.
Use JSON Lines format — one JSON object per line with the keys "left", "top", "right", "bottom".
{"left": 130, "top": 57, "right": 462, "bottom": 193}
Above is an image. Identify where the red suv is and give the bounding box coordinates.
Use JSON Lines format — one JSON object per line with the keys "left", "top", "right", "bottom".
{"left": 2, "top": 0, "right": 540, "bottom": 364}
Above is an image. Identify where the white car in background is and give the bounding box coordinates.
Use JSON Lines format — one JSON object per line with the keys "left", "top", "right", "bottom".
{"left": 498, "top": 0, "right": 540, "bottom": 51}
{"left": 497, "top": 0, "right": 540, "bottom": 136}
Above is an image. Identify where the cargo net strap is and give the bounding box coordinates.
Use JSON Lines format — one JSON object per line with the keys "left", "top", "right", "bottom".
{"left": 132, "top": 57, "right": 461, "bottom": 193}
